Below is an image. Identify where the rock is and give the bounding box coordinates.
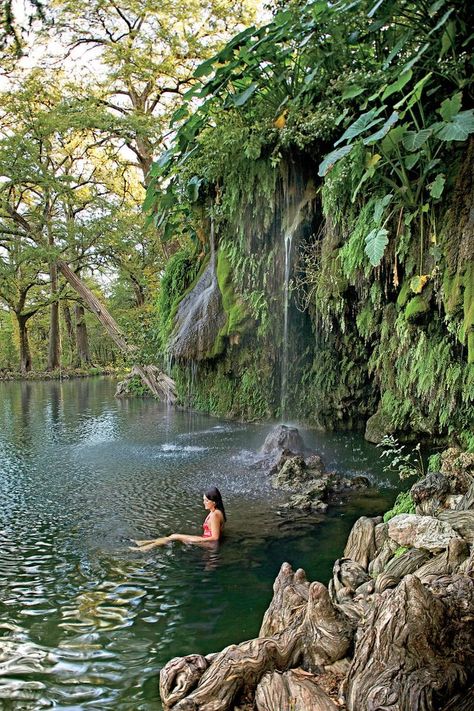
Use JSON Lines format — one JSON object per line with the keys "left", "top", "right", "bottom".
{"left": 333, "top": 476, "right": 370, "bottom": 491}
{"left": 411, "top": 472, "right": 450, "bottom": 515}
{"left": 271, "top": 456, "right": 308, "bottom": 489}
{"left": 260, "top": 425, "right": 306, "bottom": 455}
{"left": 284, "top": 494, "right": 328, "bottom": 513}
{"left": 364, "top": 408, "right": 394, "bottom": 444}
{"left": 168, "top": 258, "right": 226, "bottom": 360}
{"left": 267, "top": 448, "right": 300, "bottom": 476}
{"left": 305, "top": 454, "right": 325, "bottom": 474}
{"left": 388, "top": 513, "right": 461, "bottom": 553}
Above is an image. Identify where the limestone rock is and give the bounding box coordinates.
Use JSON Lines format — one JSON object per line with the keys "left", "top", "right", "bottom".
{"left": 388, "top": 513, "right": 461, "bottom": 552}
{"left": 260, "top": 425, "right": 306, "bottom": 456}
{"left": 364, "top": 408, "right": 394, "bottom": 443}
{"left": 440, "top": 448, "right": 474, "bottom": 494}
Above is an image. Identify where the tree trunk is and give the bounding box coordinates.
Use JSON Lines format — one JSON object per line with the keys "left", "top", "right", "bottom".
{"left": 47, "top": 262, "right": 60, "bottom": 370}
{"left": 57, "top": 260, "right": 133, "bottom": 355}
{"left": 345, "top": 574, "right": 473, "bottom": 711}
{"left": 57, "top": 260, "right": 176, "bottom": 401}
{"left": 75, "top": 304, "right": 91, "bottom": 366}
{"left": 256, "top": 670, "right": 339, "bottom": 711}
{"left": 62, "top": 302, "right": 76, "bottom": 366}
{"left": 17, "top": 313, "right": 32, "bottom": 374}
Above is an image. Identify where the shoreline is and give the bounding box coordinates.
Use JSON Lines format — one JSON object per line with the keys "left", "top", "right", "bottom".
{"left": 0, "top": 367, "right": 125, "bottom": 382}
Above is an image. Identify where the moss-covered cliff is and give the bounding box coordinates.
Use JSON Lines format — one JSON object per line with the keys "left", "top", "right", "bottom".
{"left": 147, "top": 0, "right": 474, "bottom": 448}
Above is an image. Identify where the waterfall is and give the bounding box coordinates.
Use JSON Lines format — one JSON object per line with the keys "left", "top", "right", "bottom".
{"left": 280, "top": 228, "right": 293, "bottom": 421}
{"left": 279, "top": 177, "right": 317, "bottom": 421}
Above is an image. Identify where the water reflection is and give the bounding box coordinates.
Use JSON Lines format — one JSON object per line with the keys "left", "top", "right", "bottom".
{"left": 0, "top": 377, "right": 399, "bottom": 710}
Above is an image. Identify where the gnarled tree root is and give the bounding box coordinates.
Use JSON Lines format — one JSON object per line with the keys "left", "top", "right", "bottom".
{"left": 160, "top": 562, "right": 353, "bottom": 710}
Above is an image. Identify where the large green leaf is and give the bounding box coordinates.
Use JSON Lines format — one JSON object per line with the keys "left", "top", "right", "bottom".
{"left": 335, "top": 107, "right": 385, "bottom": 146}
{"left": 436, "top": 110, "right": 474, "bottom": 141}
{"left": 439, "top": 93, "right": 462, "bottom": 122}
{"left": 429, "top": 174, "right": 445, "bottom": 199}
{"left": 231, "top": 83, "right": 258, "bottom": 107}
{"left": 373, "top": 194, "right": 393, "bottom": 225}
{"left": 363, "top": 111, "right": 399, "bottom": 144}
{"left": 381, "top": 70, "right": 412, "bottom": 101}
{"left": 342, "top": 85, "right": 365, "bottom": 99}
{"left": 365, "top": 228, "right": 389, "bottom": 266}
{"left": 186, "top": 176, "right": 203, "bottom": 203}
{"left": 318, "top": 145, "right": 353, "bottom": 177}
{"left": 402, "top": 128, "right": 432, "bottom": 151}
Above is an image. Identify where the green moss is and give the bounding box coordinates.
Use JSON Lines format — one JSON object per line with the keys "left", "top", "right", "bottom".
{"left": 396, "top": 280, "right": 411, "bottom": 308}
{"left": 383, "top": 491, "right": 415, "bottom": 522}
{"left": 461, "top": 262, "right": 474, "bottom": 363}
{"left": 394, "top": 546, "right": 410, "bottom": 557}
{"left": 216, "top": 248, "right": 252, "bottom": 336}
{"left": 405, "top": 294, "right": 429, "bottom": 321}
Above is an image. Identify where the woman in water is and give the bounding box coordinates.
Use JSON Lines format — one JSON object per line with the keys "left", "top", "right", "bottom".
{"left": 131, "top": 486, "right": 226, "bottom": 551}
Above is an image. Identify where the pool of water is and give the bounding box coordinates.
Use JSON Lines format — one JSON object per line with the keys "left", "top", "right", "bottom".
{"left": 0, "top": 377, "right": 399, "bottom": 709}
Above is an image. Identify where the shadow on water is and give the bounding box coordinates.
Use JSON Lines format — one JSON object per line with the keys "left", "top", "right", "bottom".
{"left": 0, "top": 377, "right": 401, "bottom": 710}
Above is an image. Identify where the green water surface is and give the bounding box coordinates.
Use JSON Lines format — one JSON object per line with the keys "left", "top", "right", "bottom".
{"left": 0, "top": 377, "right": 399, "bottom": 709}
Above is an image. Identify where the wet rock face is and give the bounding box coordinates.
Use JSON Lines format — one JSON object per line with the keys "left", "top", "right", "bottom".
{"left": 260, "top": 425, "right": 306, "bottom": 455}
{"left": 168, "top": 260, "right": 226, "bottom": 360}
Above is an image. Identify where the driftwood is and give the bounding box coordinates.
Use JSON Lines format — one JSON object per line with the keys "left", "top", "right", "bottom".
{"left": 160, "top": 563, "right": 353, "bottom": 710}
{"left": 255, "top": 669, "right": 339, "bottom": 711}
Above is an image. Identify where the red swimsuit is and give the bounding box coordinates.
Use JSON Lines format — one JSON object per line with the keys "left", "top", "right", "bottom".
{"left": 203, "top": 513, "right": 212, "bottom": 538}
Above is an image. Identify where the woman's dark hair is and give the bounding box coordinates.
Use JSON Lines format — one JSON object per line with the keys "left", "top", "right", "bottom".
{"left": 205, "top": 486, "right": 226, "bottom": 521}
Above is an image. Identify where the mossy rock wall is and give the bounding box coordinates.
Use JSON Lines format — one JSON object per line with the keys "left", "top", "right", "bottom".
{"left": 157, "top": 147, "right": 473, "bottom": 447}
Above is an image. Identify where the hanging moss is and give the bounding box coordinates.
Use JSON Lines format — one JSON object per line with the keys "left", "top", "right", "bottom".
{"left": 404, "top": 293, "right": 430, "bottom": 321}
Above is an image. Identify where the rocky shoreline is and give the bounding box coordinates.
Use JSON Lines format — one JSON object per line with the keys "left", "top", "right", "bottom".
{"left": 159, "top": 442, "right": 474, "bottom": 710}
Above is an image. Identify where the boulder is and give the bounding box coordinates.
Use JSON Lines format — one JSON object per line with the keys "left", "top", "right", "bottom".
{"left": 305, "top": 453, "right": 326, "bottom": 475}
{"left": 271, "top": 456, "right": 308, "bottom": 489}
{"left": 260, "top": 425, "right": 306, "bottom": 455}
{"left": 388, "top": 513, "right": 461, "bottom": 553}
{"left": 364, "top": 408, "right": 395, "bottom": 444}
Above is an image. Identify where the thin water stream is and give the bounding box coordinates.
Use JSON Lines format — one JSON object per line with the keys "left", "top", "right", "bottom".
{"left": 0, "top": 377, "right": 399, "bottom": 709}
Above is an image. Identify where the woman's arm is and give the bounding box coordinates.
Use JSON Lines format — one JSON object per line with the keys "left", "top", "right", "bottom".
{"left": 169, "top": 511, "right": 222, "bottom": 545}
